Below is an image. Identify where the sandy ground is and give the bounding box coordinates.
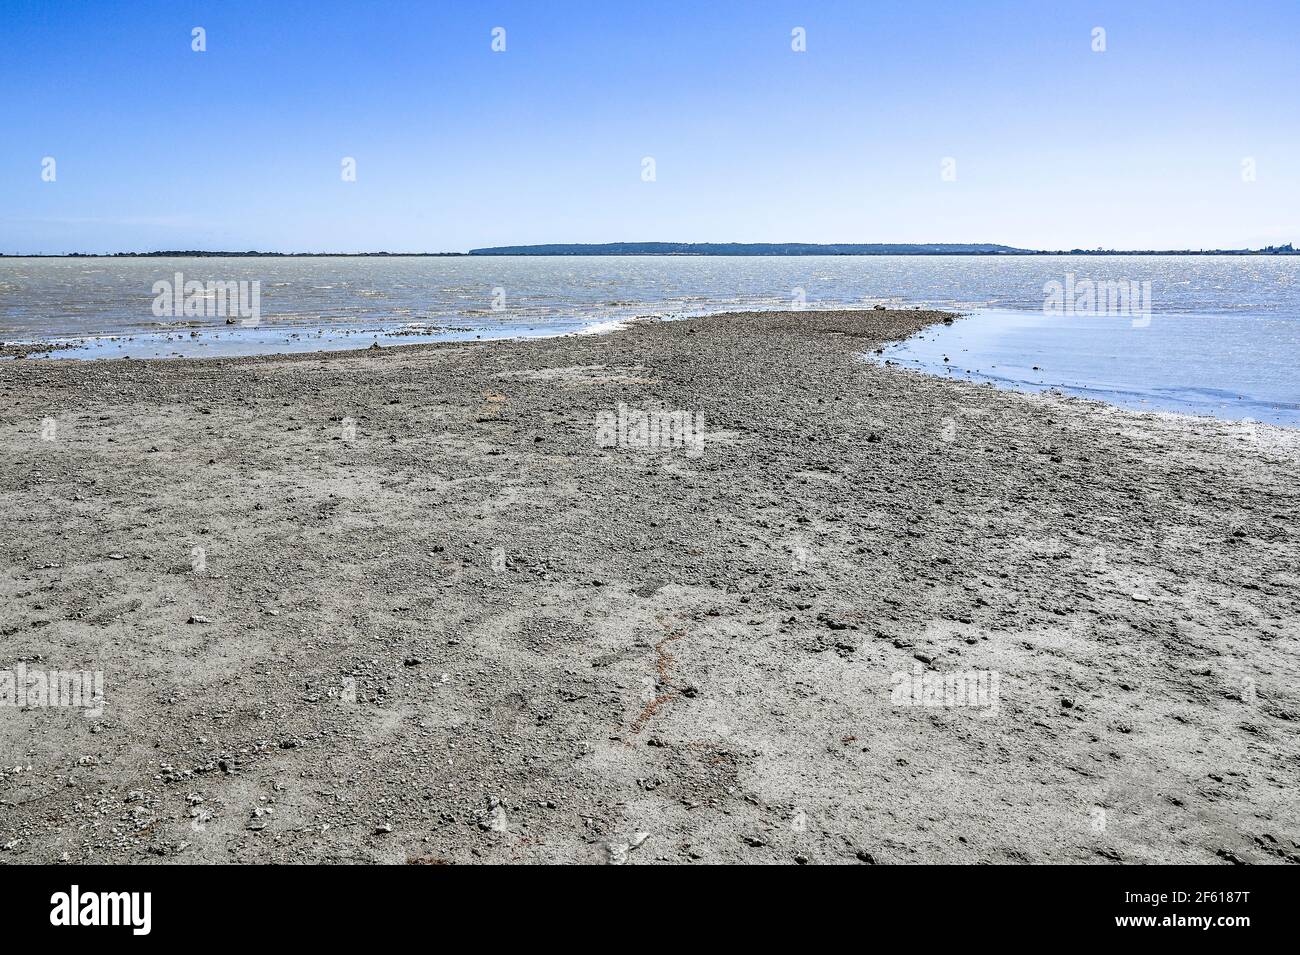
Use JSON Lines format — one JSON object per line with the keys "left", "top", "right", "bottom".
{"left": 0, "top": 309, "right": 1297, "bottom": 865}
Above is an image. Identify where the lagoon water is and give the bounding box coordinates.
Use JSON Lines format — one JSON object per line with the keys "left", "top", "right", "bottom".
{"left": 2, "top": 254, "right": 1297, "bottom": 424}
{"left": 874, "top": 307, "right": 1300, "bottom": 427}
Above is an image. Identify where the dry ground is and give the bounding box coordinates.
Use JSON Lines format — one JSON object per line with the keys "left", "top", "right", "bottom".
{"left": 1, "top": 310, "right": 1297, "bottom": 864}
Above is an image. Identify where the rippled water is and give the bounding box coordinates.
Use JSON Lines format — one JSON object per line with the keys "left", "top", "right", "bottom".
{"left": 1, "top": 254, "right": 1296, "bottom": 424}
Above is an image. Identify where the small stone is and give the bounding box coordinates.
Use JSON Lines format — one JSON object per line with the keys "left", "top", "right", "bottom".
{"left": 605, "top": 842, "right": 629, "bottom": 865}
{"left": 478, "top": 801, "right": 508, "bottom": 832}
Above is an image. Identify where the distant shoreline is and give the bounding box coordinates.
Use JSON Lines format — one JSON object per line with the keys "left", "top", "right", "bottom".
{"left": 2, "top": 242, "right": 1295, "bottom": 259}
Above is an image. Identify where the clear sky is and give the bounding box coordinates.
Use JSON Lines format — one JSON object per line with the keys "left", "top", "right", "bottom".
{"left": 1, "top": 0, "right": 1297, "bottom": 253}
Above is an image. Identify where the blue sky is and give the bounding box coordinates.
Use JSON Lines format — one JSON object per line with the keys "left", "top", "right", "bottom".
{"left": 1, "top": 0, "right": 1297, "bottom": 253}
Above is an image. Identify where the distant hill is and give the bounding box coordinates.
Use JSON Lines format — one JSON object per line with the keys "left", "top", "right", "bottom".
{"left": 2, "top": 243, "right": 1293, "bottom": 258}
{"left": 467, "top": 242, "right": 1030, "bottom": 256}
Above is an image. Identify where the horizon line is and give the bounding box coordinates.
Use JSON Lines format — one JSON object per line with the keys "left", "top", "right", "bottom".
{"left": 3, "top": 240, "right": 1297, "bottom": 258}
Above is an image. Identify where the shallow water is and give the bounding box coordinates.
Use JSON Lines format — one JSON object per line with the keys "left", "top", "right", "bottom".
{"left": 871, "top": 308, "right": 1300, "bottom": 427}
{"left": 2, "top": 254, "right": 1297, "bottom": 424}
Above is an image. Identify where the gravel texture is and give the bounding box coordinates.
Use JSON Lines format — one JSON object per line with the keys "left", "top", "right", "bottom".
{"left": 1, "top": 309, "right": 1297, "bottom": 864}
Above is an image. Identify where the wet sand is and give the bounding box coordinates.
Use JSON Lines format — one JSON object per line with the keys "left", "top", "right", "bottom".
{"left": 1, "top": 309, "right": 1297, "bottom": 864}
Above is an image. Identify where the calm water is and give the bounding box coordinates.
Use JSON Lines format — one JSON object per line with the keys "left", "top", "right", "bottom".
{"left": 875, "top": 308, "right": 1300, "bottom": 427}
{"left": 1, "top": 255, "right": 1297, "bottom": 424}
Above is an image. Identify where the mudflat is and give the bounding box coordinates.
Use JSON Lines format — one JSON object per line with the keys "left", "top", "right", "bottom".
{"left": 1, "top": 309, "right": 1296, "bottom": 864}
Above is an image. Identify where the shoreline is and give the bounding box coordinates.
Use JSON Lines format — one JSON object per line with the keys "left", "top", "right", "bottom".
{"left": 14, "top": 303, "right": 1295, "bottom": 432}
{"left": 4, "top": 250, "right": 1298, "bottom": 258}
{"left": 1, "top": 309, "right": 1296, "bottom": 864}
{"left": 0, "top": 303, "right": 919, "bottom": 362}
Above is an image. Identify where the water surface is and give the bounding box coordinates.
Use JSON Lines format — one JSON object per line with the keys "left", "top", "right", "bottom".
{"left": 2, "top": 254, "right": 1296, "bottom": 424}
{"left": 873, "top": 308, "right": 1300, "bottom": 427}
